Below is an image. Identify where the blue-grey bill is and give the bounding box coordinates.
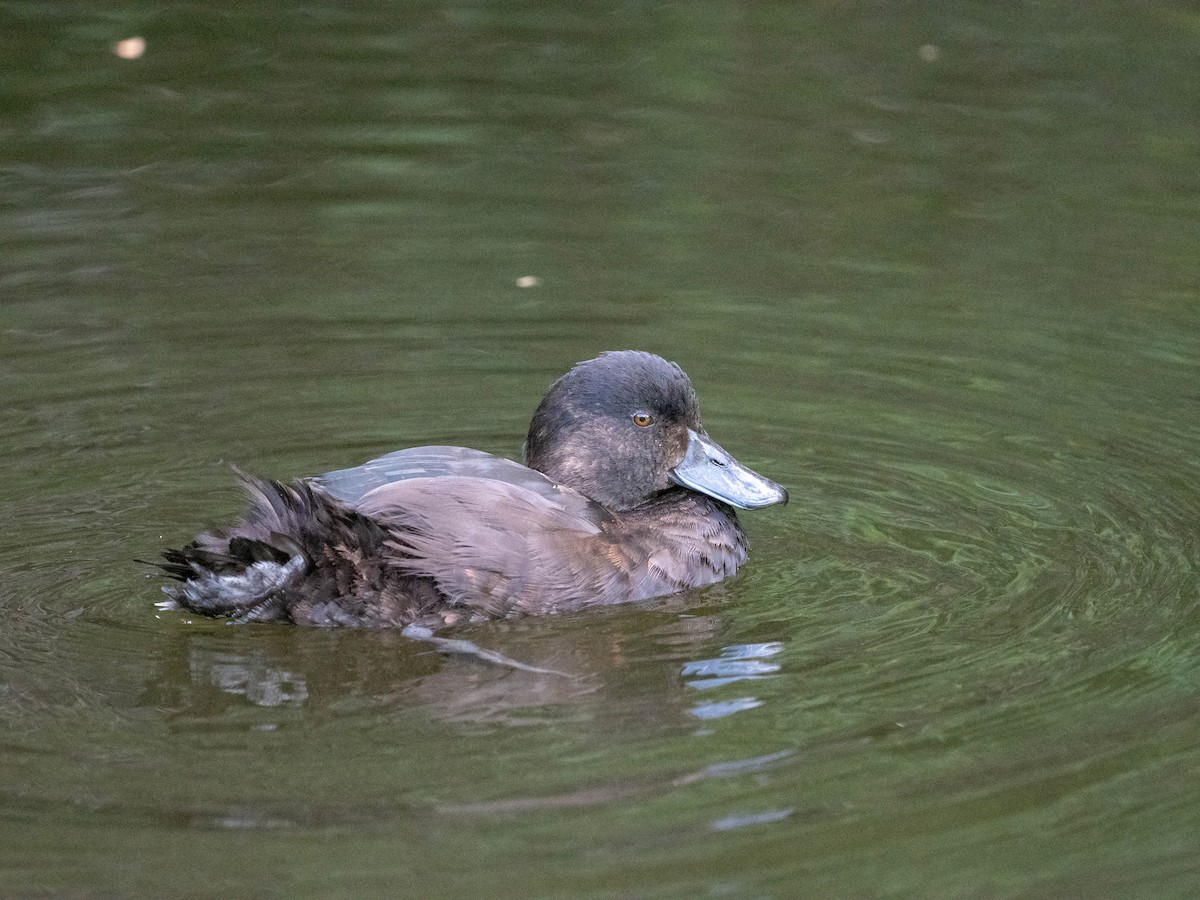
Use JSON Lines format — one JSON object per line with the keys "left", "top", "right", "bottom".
{"left": 669, "top": 430, "right": 789, "bottom": 510}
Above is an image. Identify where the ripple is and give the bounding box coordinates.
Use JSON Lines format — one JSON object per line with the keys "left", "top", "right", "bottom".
{"left": 682, "top": 643, "right": 784, "bottom": 690}
{"left": 711, "top": 807, "right": 794, "bottom": 832}
{"left": 737, "top": 331, "right": 1200, "bottom": 757}
{"left": 690, "top": 697, "right": 764, "bottom": 720}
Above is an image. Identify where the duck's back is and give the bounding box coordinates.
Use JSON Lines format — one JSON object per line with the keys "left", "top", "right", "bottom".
{"left": 315, "top": 446, "right": 598, "bottom": 520}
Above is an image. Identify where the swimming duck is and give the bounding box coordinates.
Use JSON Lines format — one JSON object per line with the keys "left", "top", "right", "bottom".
{"left": 156, "top": 351, "right": 787, "bottom": 627}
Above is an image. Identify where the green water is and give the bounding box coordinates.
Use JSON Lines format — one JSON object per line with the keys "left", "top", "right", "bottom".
{"left": 2, "top": 2, "right": 1199, "bottom": 896}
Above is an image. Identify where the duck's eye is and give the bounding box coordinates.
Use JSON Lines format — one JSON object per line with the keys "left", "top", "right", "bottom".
{"left": 632, "top": 412, "right": 654, "bottom": 428}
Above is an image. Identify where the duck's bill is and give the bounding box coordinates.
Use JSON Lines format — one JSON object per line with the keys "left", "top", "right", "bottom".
{"left": 669, "top": 430, "right": 789, "bottom": 510}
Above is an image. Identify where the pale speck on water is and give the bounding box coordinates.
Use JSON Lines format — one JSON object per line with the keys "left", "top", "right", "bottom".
{"left": 112, "top": 36, "right": 146, "bottom": 60}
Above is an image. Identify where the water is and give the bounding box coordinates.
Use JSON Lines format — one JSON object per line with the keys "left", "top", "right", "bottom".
{"left": 2, "top": 2, "right": 1199, "bottom": 896}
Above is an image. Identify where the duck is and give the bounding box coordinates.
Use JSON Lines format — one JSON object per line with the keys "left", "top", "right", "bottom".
{"left": 155, "top": 351, "right": 787, "bottom": 628}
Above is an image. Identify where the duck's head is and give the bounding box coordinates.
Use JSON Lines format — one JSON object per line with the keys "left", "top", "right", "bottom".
{"left": 524, "top": 351, "right": 788, "bottom": 512}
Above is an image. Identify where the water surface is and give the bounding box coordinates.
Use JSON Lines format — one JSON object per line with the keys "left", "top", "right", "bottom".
{"left": 2, "top": 2, "right": 1199, "bottom": 896}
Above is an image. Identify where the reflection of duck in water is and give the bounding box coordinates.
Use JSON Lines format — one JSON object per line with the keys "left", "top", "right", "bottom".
{"left": 146, "top": 613, "right": 754, "bottom": 729}
{"left": 154, "top": 351, "right": 787, "bottom": 628}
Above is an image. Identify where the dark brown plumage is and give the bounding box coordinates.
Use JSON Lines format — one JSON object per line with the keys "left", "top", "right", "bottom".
{"left": 155, "top": 351, "right": 787, "bottom": 628}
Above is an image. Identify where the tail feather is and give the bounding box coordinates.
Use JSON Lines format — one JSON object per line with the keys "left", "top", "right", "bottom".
{"left": 153, "top": 475, "right": 422, "bottom": 625}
